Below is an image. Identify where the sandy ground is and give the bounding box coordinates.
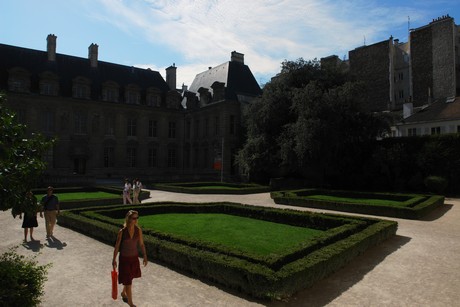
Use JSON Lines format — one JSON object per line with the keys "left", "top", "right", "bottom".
{"left": 0, "top": 190, "right": 459, "bottom": 307}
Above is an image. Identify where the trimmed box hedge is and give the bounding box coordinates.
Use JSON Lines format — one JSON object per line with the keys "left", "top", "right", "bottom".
{"left": 152, "top": 182, "right": 270, "bottom": 194}
{"left": 57, "top": 202, "right": 397, "bottom": 300}
{"left": 271, "top": 189, "right": 444, "bottom": 219}
{"left": 32, "top": 186, "right": 150, "bottom": 210}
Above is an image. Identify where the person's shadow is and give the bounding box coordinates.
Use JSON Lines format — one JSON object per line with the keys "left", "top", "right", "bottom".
{"left": 45, "top": 236, "right": 67, "bottom": 250}
{"left": 22, "top": 240, "right": 44, "bottom": 252}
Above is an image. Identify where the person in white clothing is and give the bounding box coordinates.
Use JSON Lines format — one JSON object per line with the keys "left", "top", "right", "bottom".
{"left": 133, "top": 178, "right": 143, "bottom": 204}
{"left": 123, "top": 179, "right": 133, "bottom": 205}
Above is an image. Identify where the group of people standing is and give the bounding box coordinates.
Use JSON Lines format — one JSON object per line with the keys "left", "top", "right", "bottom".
{"left": 123, "top": 178, "right": 143, "bottom": 205}
{"left": 19, "top": 186, "right": 60, "bottom": 242}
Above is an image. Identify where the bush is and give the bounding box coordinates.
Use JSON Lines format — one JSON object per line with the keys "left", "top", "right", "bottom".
{"left": 424, "top": 176, "right": 448, "bottom": 194}
{"left": 0, "top": 247, "right": 50, "bottom": 306}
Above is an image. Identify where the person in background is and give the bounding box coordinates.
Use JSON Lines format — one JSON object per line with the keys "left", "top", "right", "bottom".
{"left": 112, "top": 210, "right": 148, "bottom": 307}
{"left": 123, "top": 178, "right": 133, "bottom": 205}
{"left": 41, "top": 186, "right": 60, "bottom": 238}
{"left": 19, "top": 191, "right": 43, "bottom": 242}
{"left": 133, "top": 178, "right": 143, "bottom": 205}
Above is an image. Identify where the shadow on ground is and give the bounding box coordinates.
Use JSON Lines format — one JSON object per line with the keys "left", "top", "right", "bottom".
{"left": 266, "top": 234, "right": 411, "bottom": 307}
{"left": 420, "top": 203, "right": 453, "bottom": 222}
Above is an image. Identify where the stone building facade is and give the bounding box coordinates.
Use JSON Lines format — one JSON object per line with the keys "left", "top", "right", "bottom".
{"left": 0, "top": 35, "right": 261, "bottom": 185}
{"left": 327, "top": 15, "right": 459, "bottom": 112}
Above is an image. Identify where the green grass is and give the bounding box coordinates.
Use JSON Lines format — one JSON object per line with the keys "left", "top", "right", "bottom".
{"left": 56, "top": 191, "right": 120, "bottom": 201}
{"left": 138, "top": 213, "right": 324, "bottom": 256}
{"left": 304, "top": 194, "right": 405, "bottom": 206}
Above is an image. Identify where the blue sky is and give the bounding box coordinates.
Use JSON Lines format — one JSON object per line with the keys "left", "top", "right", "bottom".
{"left": 1, "top": 0, "right": 460, "bottom": 88}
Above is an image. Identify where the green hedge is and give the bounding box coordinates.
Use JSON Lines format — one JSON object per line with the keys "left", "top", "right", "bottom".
{"left": 32, "top": 186, "right": 150, "bottom": 210}
{"left": 58, "top": 202, "right": 397, "bottom": 300}
{"left": 152, "top": 182, "right": 270, "bottom": 194}
{"left": 271, "top": 189, "right": 444, "bottom": 219}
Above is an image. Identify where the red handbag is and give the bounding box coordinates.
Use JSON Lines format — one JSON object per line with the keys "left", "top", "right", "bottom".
{"left": 111, "top": 269, "right": 118, "bottom": 300}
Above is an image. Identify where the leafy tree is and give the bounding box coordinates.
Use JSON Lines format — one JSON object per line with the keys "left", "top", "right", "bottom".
{"left": 237, "top": 59, "right": 389, "bottom": 185}
{"left": 0, "top": 93, "right": 54, "bottom": 216}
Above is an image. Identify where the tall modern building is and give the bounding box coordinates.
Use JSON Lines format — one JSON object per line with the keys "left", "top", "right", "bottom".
{"left": 0, "top": 35, "right": 261, "bottom": 185}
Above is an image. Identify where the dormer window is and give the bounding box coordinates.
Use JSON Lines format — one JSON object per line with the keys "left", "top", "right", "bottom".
{"left": 125, "top": 84, "right": 140, "bottom": 104}
{"left": 72, "top": 77, "right": 91, "bottom": 99}
{"left": 40, "top": 71, "right": 59, "bottom": 96}
{"left": 8, "top": 67, "right": 30, "bottom": 93}
{"left": 102, "top": 81, "right": 119, "bottom": 102}
{"left": 146, "top": 87, "right": 161, "bottom": 107}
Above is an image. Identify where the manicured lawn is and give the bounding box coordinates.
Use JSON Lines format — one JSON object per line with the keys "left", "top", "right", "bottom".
{"left": 138, "top": 213, "right": 324, "bottom": 256}
{"left": 304, "top": 194, "right": 405, "bottom": 206}
{"left": 57, "top": 191, "right": 120, "bottom": 201}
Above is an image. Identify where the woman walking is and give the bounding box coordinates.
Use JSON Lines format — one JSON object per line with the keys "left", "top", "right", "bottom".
{"left": 19, "top": 191, "right": 42, "bottom": 242}
{"left": 112, "top": 210, "right": 148, "bottom": 307}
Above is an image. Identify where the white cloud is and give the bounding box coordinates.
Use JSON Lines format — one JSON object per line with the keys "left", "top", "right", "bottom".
{"left": 95, "top": 0, "right": 435, "bottom": 87}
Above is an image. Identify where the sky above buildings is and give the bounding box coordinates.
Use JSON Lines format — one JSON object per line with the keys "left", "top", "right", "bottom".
{"left": 2, "top": 0, "right": 460, "bottom": 88}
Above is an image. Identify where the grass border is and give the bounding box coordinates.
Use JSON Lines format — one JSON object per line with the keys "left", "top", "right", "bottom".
{"left": 57, "top": 201, "right": 397, "bottom": 299}
{"left": 271, "top": 189, "right": 444, "bottom": 219}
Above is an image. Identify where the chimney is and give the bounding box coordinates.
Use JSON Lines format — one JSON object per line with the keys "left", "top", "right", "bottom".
{"left": 88, "top": 43, "right": 98, "bottom": 68}
{"left": 47, "top": 34, "right": 57, "bottom": 61}
{"left": 231, "top": 51, "right": 244, "bottom": 64}
{"left": 165, "top": 63, "right": 177, "bottom": 90}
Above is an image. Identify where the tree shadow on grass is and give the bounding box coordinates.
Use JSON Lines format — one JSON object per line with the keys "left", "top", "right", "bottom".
{"left": 266, "top": 234, "right": 411, "bottom": 307}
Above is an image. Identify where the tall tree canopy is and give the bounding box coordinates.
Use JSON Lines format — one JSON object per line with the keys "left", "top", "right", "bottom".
{"left": 237, "top": 58, "right": 389, "bottom": 185}
{"left": 0, "top": 93, "right": 54, "bottom": 215}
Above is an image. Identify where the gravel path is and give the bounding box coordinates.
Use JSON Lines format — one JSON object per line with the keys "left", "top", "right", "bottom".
{"left": 1, "top": 190, "right": 459, "bottom": 307}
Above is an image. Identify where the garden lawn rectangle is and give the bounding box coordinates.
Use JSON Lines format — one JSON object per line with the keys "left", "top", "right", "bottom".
{"left": 271, "top": 189, "right": 444, "bottom": 219}
{"left": 57, "top": 201, "right": 397, "bottom": 300}
{"left": 57, "top": 191, "right": 120, "bottom": 201}
{"left": 139, "top": 213, "right": 324, "bottom": 256}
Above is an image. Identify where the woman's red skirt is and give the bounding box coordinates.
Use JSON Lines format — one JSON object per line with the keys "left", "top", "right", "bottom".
{"left": 118, "top": 255, "right": 141, "bottom": 285}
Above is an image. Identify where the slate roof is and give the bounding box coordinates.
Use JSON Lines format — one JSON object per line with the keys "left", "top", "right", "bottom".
{"left": 0, "top": 43, "right": 170, "bottom": 98}
{"left": 401, "top": 97, "right": 460, "bottom": 124}
{"left": 189, "top": 60, "right": 262, "bottom": 101}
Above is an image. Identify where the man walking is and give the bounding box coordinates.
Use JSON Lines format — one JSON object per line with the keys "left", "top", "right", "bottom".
{"left": 41, "top": 186, "right": 60, "bottom": 238}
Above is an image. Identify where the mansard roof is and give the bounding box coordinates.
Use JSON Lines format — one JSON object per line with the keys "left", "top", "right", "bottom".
{"left": 401, "top": 97, "right": 460, "bottom": 124}
{"left": 189, "top": 60, "right": 262, "bottom": 101}
{"left": 0, "top": 43, "right": 170, "bottom": 97}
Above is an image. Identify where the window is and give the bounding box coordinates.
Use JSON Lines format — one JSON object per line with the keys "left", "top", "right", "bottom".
{"left": 431, "top": 127, "right": 441, "bottom": 135}
{"left": 42, "top": 110, "right": 55, "bottom": 133}
{"left": 214, "top": 116, "right": 220, "bottom": 136}
{"left": 148, "top": 147, "right": 157, "bottom": 167}
{"left": 194, "top": 120, "right": 200, "bottom": 138}
{"left": 127, "top": 147, "right": 137, "bottom": 167}
{"left": 398, "top": 72, "right": 404, "bottom": 81}
{"left": 73, "top": 77, "right": 91, "bottom": 99}
{"left": 408, "top": 128, "right": 417, "bottom": 136}
{"left": 40, "top": 81, "right": 58, "bottom": 96}
{"left": 457, "top": 125, "right": 460, "bottom": 133}
{"left": 74, "top": 111, "right": 87, "bottom": 134}
{"left": 43, "top": 147, "right": 54, "bottom": 168}
{"left": 204, "top": 118, "right": 209, "bottom": 137}
{"left": 9, "top": 78, "right": 26, "bottom": 92}
{"left": 229, "top": 115, "right": 235, "bottom": 135}
{"left": 105, "top": 115, "right": 115, "bottom": 136}
{"left": 148, "top": 120, "right": 157, "bottom": 137}
{"left": 8, "top": 68, "right": 30, "bottom": 93}
{"left": 103, "top": 147, "right": 115, "bottom": 167}
{"left": 398, "top": 90, "right": 404, "bottom": 99}
{"left": 167, "top": 148, "right": 176, "bottom": 167}
{"left": 168, "top": 121, "right": 176, "bottom": 138}
{"left": 126, "top": 90, "right": 140, "bottom": 104}
{"left": 186, "top": 120, "right": 191, "bottom": 139}
{"left": 102, "top": 81, "right": 119, "bottom": 102}
{"left": 127, "top": 119, "right": 137, "bottom": 136}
